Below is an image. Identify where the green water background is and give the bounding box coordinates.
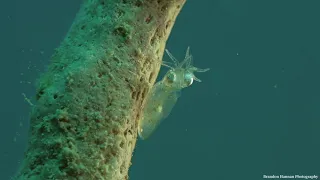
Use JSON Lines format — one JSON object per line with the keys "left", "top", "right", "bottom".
{"left": 1, "top": 0, "right": 319, "bottom": 179}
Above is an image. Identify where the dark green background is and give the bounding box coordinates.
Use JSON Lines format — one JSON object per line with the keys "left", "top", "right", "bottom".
{"left": 1, "top": 0, "right": 319, "bottom": 179}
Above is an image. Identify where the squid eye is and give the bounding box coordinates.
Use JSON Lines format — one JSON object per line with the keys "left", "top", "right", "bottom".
{"left": 184, "top": 73, "right": 194, "bottom": 86}
{"left": 166, "top": 71, "right": 176, "bottom": 84}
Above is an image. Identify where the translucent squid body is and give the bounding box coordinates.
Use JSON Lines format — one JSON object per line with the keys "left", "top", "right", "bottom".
{"left": 138, "top": 47, "right": 210, "bottom": 140}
